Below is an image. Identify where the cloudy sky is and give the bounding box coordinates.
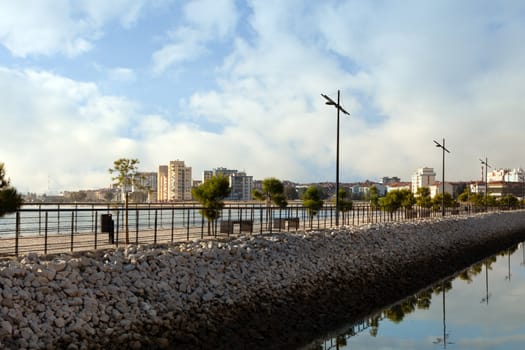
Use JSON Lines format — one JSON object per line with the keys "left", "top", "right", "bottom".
{"left": 1, "top": 0, "right": 524, "bottom": 194}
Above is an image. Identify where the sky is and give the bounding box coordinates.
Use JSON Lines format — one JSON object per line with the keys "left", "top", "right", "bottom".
{"left": 1, "top": 0, "right": 525, "bottom": 194}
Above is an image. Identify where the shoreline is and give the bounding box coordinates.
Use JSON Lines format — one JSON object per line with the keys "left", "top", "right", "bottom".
{"left": 1, "top": 211, "right": 525, "bottom": 349}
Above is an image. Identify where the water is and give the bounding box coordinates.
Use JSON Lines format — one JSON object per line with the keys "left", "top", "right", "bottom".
{"left": 308, "top": 243, "right": 525, "bottom": 349}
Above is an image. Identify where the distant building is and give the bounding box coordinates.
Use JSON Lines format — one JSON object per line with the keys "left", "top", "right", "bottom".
{"left": 487, "top": 168, "right": 525, "bottom": 183}
{"left": 411, "top": 167, "right": 436, "bottom": 194}
{"left": 157, "top": 166, "right": 169, "bottom": 202}
{"left": 386, "top": 182, "right": 412, "bottom": 192}
{"left": 380, "top": 176, "right": 401, "bottom": 185}
{"left": 429, "top": 182, "right": 454, "bottom": 198}
{"left": 486, "top": 168, "right": 525, "bottom": 198}
{"left": 135, "top": 172, "right": 157, "bottom": 202}
{"left": 157, "top": 160, "right": 192, "bottom": 201}
{"left": 203, "top": 167, "right": 253, "bottom": 200}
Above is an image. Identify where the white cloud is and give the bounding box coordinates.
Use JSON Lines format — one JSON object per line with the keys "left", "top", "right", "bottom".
{"left": 3, "top": 0, "right": 525, "bottom": 193}
{"left": 0, "top": 0, "right": 148, "bottom": 57}
{"left": 108, "top": 67, "right": 136, "bottom": 82}
{"left": 0, "top": 67, "right": 140, "bottom": 192}
{"left": 151, "top": 0, "right": 238, "bottom": 73}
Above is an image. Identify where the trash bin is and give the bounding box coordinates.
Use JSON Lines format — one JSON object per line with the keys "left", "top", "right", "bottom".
{"left": 101, "top": 214, "right": 115, "bottom": 244}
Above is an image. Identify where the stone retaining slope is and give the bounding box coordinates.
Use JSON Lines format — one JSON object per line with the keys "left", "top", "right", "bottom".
{"left": 1, "top": 211, "right": 525, "bottom": 349}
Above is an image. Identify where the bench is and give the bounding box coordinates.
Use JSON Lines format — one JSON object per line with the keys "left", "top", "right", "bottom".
{"left": 219, "top": 219, "right": 254, "bottom": 234}
{"left": 272, "top": 217, "right": 300, "bottom": 230}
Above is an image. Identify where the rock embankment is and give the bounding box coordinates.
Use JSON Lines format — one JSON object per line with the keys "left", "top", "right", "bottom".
{"left": 1, "top": 211, "right": 525, "bottom": 349}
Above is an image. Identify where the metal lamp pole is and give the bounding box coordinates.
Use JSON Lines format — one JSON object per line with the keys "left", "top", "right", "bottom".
{"left": 321, "top": 90, "right": 350, "bottom": 226}
{"left": 434, "top": 139, "right": 450, "bottom": 216}
{"left": 480, "top": 158, "right": 491, "bottom": 211}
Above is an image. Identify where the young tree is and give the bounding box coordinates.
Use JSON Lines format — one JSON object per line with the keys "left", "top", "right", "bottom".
{"left": 303, "top": 185, "right": 324, "bottom": 227}
{"left": 253, "top": 177, "right": 287, "bottom": 228}
{"left": 338, "top": 188, "right": 353, "bottom": 224}
{"left": 0, "top": 163, "right": 22, "bottom": 217}
{"left": 191, "top": 175, "right": 231, "bottom": 236}
{"left": 432, "top": 193, "right": 454, "bottom": 210}
{"left": 415, "top": 187, "right": 432, "bottom": 208}
{"left": 366, "top": 185, "right": 380, "bottom": 209}
{"left": 253, "top": 177, "right": 288, "bottom": 208}
{"left": 109, "top": 158, "right": 145, "bottom": 244}
{"left": 379, "top": 189, "right": 413, "bottom": 219}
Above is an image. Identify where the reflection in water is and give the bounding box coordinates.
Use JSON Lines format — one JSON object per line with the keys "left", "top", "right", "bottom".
{"left": 306, "top": 242, "right": 525, "bottom": 349}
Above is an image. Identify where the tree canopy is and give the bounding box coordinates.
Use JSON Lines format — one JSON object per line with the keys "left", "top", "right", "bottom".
{"left": 338, "top": 188, "right": 353, "bottom": 212}
{"left": 0, "top": 163, "right": 22, "bottom": 217}
{"left": 379, "top": 189, "right": 414, "bottom": 215}
{"left": 192, "top": 175, "right": 231, "bottom": 235}
{"left": 303, "top": 185, "right": 324, "bottom": 219}
{"left": 415, "top": 187, "right": 432, "bottom": 208}
{"left": 253, "top": 177, "right": 287, "bottom": 208}
{"left": 108, "top": 158, "right": 145, "bottom": 195}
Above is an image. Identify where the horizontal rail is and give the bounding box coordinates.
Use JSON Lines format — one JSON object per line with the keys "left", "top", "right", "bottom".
{"left": 0, "top": 203, "right": 513, "bottom": 257}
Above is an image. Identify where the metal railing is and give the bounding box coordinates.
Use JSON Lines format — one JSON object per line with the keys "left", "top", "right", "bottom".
{"left": 0, "top": 202, "right": 515, "bottom": 257}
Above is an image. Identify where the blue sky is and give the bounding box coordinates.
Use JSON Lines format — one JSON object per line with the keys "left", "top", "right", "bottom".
{"left": 1, "top": 0, "right": 525, "bottom": 193}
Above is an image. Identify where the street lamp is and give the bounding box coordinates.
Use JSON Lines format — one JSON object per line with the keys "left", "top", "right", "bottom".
{"left": 434, "top": 139, "right": 450, "bottom": 216}
{"left": 321, "top": 90, "right": 350, "bottom": 226}
{"left": 480, "top": 158, "right": 491, "bottom": 211}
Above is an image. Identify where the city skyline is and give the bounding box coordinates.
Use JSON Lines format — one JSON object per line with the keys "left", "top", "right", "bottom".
{"left": 1, "top": 1, "right": 525, "bottom": 193}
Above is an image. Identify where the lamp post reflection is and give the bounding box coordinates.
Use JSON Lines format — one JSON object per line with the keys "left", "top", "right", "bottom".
{"left": 521, "top": 242, "right": 525, "bottom": 266}
{"left": 481, "top": 260, "right": 491, "bottom": 304}
{"left": 433, "top": 281, "right": 454, "bottom": 348}
{"left": 505, "top": 249, "right": 512, "bottom": 282}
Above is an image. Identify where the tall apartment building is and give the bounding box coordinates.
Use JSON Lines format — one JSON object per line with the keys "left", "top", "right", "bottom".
{"left": 157, "top": 161, "right": 192, "bottom": 201}
{"left": 411, "top": 167, "right": 436, "bottom": 193}
{"left": 157, "top": 166, "right": 169, "bottom": 201}
{"left": 202, "top": 167, "right": 253, "bottom": 201}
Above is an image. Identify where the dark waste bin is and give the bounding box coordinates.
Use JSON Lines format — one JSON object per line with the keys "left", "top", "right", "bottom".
{"left": 101, "top": 214, "right": 115, "bottom": 244}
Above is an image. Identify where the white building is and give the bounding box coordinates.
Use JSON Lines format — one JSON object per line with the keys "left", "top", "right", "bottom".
{"left": 411, "top": 167, "right": 436, "bottom": 193}
{"left": 429, "top": 182, "right": 454, "bottom": 198}
{"left": 487, "top": 168, "right": 525, "bottom": 183}
{"left": 203, "top": 167, "right": 253, "bottom": 201}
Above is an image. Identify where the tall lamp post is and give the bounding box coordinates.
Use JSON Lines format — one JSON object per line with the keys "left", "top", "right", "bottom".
{"left": 321, "top": 90, "right": 350, "bottom": 226}
{"left": 434, "top": 139, "right": 450, "bottom": 216}
{"left": 480, "top": 158, "right": 491, "bottom": 211}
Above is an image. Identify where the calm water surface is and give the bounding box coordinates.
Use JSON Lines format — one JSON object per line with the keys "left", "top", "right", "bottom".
{"left": 306, "top": 242, "right": 525, "bottom": 350}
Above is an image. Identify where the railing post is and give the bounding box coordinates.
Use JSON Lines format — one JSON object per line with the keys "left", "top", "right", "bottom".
{"left": 44, "top": 211, "right": 49, "bottom": 255}
{"left": 115, "top": 209, "right": 120, "bottom": 248}
{"left": 135, "top": 208, "right": 139, "bottom": 245}
{"left": 70, "top": 211, "right": 74, "bottom": 252}
{"left": 171, "top": 208, "right": 175, "bottom": 243}
{"left": 15, "top": 211, "right": 20, "bottom": 257}
{"left": 186, "top": 208, "right": 190, "bottom": 241}
{"left": 57, "top": 204, "right": 61, "bottom": 234}
{"left": 154, "top": 209, "right": 158, "bottom": 245}
{"left": 38, "top": 205, "right": 42, "bottom": 235}
{"left": 94, "top": 210, "right": 98, "bottom": 250}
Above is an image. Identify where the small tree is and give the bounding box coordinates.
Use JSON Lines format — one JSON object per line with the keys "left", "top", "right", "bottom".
{"left": 253, "top": 177, "right": 288, "bottom": 208}
{"left": 109, "top": 158, "right": 145, "bottom": 244}
{"left": 338, "top": 188, "right": 353, "bottom": 224}
{"left": 366, "top": 185, "right": 380, "bottom": 209}
{"left": 432, "top": 193, "right": 454, "bottom": 210}
{"left": 0, "top": 163, "right": 22, "bottom": 217}
{"left": 379, "top": 189, "right": 413, "bottom": 219}
{"left": 303, "top": 185, "right": 324, "bottom": 227}
{"left": 191, "top": 175, "right": 231, "bottom": 236}
{"left": 253, "top": 177, "right": 287, "bottom": 228}
{"left": 415, "top": 187, "right": 432, "bottom": 208}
